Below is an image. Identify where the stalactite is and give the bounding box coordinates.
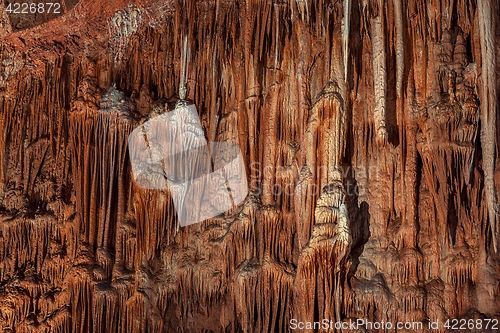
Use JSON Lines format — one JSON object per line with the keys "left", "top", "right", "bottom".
{"left": 342, "top": 0, "right": 351, "bottom": 83}
{"left": 70, "top": 82, "right": 133, "bottom": 254}
{"left": 394, "top": 0, "right": 404, "bottom": 100}
{"left": 235, "top": 260, "right": 293, "bottom": 333}
{"left": 261, "top": 80, "right": 281, "bottom": 205}
{"left": 391, "top": 248, "right": 423, "bottom": 285}
{"left": 478, "top": 0, "right": 499, "bottom": 252}
{"left": 295, "top": 166, "right": 315, "bottom": 251}
{"left": 0, "top": 0, "right": 499, "bottom": 331}
{"left": 305, "top": 81, "right": 346, "bottom": 187}
{"left": 109, "top": 5, "right": 142, "bottom": 66}
{"left": 0, "top": 2, "right": 12, "bottom": 38}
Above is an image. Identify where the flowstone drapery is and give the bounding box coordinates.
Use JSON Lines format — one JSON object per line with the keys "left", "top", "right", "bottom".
{"left": 0, "top": 0, "right": 499, "bottom": 332}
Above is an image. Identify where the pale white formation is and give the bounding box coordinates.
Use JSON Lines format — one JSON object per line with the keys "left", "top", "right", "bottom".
{"left": 0, "top": 1, "right": 12, "bottom": 38}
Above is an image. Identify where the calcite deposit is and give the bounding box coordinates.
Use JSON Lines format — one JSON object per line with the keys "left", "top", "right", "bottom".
{"left": 0, "top": 0, "right": 499, "bottom": 332}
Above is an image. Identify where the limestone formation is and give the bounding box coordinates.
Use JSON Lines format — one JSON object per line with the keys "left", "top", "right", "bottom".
{"left": 0, "top": 0, "right": 499, "bottom": 332}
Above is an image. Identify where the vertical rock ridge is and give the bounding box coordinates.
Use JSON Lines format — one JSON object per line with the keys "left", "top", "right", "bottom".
{"left": 478, "top": 0, "right": 499, "bottom": 253}
{"left": 0, "top": 0, "right": 499, "bottom": 331}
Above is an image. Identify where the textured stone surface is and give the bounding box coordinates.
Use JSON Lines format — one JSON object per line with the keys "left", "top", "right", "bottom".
{"left": 0, "top": 0, "right": 499, "bottom": 332}
{"left": 3, "top": 0, "right": 78, "bottom": 31}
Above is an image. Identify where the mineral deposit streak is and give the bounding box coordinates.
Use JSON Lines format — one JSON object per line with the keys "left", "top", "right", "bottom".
{"left": 0, "top": 0, "right": 498, "bottom": 332}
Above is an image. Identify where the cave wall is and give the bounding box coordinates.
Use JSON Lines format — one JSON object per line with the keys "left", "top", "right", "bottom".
{"left": 0, "top": 0, "right": 499, "bottom": 332}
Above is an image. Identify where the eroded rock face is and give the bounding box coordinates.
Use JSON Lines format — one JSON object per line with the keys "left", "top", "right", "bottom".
{"left": 0, "top": 0, "right": 499, "bottom": 332}
{"left": 3, "top": 0, "right": 79, "bottom": 31}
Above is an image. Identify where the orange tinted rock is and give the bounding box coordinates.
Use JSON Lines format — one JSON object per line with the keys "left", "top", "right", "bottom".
{"left": 0, "top": 0, "right": 499, "bottom": 332}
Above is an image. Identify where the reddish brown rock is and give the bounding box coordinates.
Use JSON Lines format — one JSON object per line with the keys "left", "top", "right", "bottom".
{"left": 0, "top": 0, "right": 499, "bottom": 332}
